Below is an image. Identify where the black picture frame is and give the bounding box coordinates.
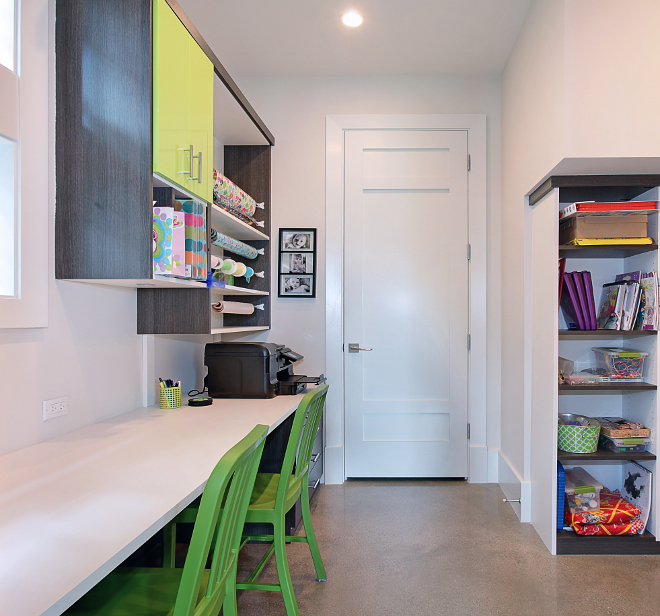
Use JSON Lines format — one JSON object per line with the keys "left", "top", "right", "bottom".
{"left": 279, "top": 228, "right": 317, "bottom": 298}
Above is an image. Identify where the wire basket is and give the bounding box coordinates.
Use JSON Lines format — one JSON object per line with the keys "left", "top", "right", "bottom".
{"left": 558, "top": 414, "right": 601, "bottom": 453}
{"left": 160, "top": 387, "right": 182, "bottom": 409}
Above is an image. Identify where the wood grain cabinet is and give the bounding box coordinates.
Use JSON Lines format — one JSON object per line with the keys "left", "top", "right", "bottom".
{"left": 55, "top": 0, "right": 274, "bottom": 335}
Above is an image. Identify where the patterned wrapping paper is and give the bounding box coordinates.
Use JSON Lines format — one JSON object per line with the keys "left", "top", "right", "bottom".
{"left": 153, "top": 206, "right": 173, "bottom": 274}
{"left": 180, "top": 200, "right": 207, "bottom": 280}
{"left": 210, "top": 228, "right": 259, "bottom": 259}
{"left": 213, "top": 169, "right": 263, "bottom": 219}
{"left": 565, "top": 490, "right": 645, "bottom": 535}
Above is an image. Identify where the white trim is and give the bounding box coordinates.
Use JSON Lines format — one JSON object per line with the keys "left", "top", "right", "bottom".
{"left": 325, "top": 114, "right": 488, "bottom": 483}
{"left": 498, "top": 449, "right": 532, "bottom": 523}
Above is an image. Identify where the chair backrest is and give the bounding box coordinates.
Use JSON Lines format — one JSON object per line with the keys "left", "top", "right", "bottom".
{"left": 276, "top": 384, "right": 329, "bottom": 506}
{"left": 172, "top": 424, "right": 268, "bottom": 616}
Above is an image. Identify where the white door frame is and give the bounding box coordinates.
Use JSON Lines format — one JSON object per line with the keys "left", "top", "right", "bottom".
{"left": 325, "top": 114, "right": 488, "bottom": 484}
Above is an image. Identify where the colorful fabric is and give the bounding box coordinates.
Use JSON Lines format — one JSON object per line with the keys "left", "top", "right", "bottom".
{"left": 569, "top": 516, "right": 645, "bottom": 536}
{"left": 153, "top": 206, "right": 173, "bottom": 274}
{"left": 180, "top": 200, "right": 207, "bottom": 281}
{"left": 565, "top": 491, "right": 641, "bottom": 526}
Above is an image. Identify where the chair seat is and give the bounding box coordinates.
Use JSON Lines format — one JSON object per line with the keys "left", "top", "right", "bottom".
{"left": 65, "top": 568, "right": 209, "bottom": 616}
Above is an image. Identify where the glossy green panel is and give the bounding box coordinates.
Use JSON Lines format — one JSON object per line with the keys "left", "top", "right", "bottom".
{"left": 153, "top": 0, "right": 191, "bottom": 186}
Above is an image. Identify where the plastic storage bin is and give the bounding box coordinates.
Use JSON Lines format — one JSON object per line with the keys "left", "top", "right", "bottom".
{"left": 593, "top": 347, "right": 648, "bottom": 380}
{"left": 599, "top": 434, "right": 650, "bottom": 453}
{"left": 565, "top": 467, "right": 603, "bottom": 514}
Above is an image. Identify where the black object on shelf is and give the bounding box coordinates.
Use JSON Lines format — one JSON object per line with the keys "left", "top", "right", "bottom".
{"left": 557, "top": 447, "right": 656, "bottom": 463}
{"left": 557, "top": 530, "right": 660, "bottom": 555}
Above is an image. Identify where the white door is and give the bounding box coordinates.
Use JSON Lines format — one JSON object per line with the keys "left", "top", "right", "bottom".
{"left": 344, "top": 129, "right": 469, "bottom": 478}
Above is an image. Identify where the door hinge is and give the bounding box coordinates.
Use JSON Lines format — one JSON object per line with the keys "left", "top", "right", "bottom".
{"left": 467, "top": 334, "right": 471, "bottom": 351}
{"left": 467, "top": 243, "right": 471, "bottom": 261}
{"left": 467, "top": 423, "right": 471, "bottom": 440}
{"left": 467, "top": 154, "right": 471, "bottom": 171}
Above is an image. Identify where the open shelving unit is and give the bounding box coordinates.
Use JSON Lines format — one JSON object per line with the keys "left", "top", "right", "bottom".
{"left": 527, "top": 173, "right": 660, "bottom": 555}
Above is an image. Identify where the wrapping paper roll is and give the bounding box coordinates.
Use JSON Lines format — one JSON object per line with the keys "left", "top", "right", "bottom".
{"left": 213, "top": 169, "right": 264, "bottom": 218}
{"left": 210, "top": 228, "right": 259, "bottom": 259}
{"left": 210, "top": 301, "right": 255, "bottom": 315}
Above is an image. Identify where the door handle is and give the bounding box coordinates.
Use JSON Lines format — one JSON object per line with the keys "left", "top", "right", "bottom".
{"left": 348, "top": 343, "right": 373, "bottom": 353}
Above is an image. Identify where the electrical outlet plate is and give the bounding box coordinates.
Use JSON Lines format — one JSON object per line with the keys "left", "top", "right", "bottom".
{"left": 43, "top": 396, "right": 68, "bottom": 421}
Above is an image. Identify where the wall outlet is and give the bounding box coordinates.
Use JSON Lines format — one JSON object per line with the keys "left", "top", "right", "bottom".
{"left": 43, "top": 396, "right": 68, "bottom": 421}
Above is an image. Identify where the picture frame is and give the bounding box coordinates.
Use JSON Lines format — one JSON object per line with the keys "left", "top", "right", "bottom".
{"left": 279, "top": 228, "right": 316, "bottom": 298}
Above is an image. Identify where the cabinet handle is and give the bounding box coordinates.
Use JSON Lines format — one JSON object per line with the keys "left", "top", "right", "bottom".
{"left": 197, "top": 150, "right": 202, "bottom": 183}
{"left": 309, "top": 478, "right": 320, "bottom": 490}
{"left": 176, "top": 145, "right": 193, "bottom": 176}
{"left": 311, "top": 453, "right": 321, "bottom": 463}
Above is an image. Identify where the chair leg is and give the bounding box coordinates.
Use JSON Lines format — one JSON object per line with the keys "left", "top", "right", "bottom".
{"left": 300, "top": 485, "right": 326, "bottom": 581}
{"left": 274, "top": 517, "right": 300, "bottom": 616}
{"left": 162, "top": 523, "right": 176, "bottom": 568}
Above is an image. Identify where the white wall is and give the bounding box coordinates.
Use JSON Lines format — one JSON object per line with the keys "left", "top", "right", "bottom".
{"left": 500, "top": 0, "right": 660, "bottom": 514}
{"left": 235, "top": 74, "right": 503, "bottom": 469}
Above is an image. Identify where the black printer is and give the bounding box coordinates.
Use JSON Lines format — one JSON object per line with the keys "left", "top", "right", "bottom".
{"left": 204, "top": 342, "right": 325, "bottom": 398}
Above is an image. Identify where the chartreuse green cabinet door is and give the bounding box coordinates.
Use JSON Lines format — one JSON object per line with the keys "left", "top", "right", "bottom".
{"left": 153, "top": 0, "right": 213, "bottom": 202}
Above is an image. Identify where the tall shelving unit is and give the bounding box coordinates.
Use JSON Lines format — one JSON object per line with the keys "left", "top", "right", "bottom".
{"left": 527, "top": 174, "right": 660, "bottom": 555}
{"left": 55, "top": 0, "right": 274, "bottom": 336}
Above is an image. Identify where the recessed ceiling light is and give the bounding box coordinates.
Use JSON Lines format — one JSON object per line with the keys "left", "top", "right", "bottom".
{"left": 342, "top": 11, "right": 363, "bottom": 27}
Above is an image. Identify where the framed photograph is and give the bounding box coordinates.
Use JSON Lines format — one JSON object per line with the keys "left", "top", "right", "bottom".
{"left": 279, "top": 228, "right": 316, "bottom": 297}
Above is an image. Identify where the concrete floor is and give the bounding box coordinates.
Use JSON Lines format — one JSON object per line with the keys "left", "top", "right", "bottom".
{"left": 235, "top": 481, "right": 660, "bottom": 616}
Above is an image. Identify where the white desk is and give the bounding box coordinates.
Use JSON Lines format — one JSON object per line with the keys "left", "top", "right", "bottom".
{"left": 0, "top": 394, "right": 305, "bottom": 616}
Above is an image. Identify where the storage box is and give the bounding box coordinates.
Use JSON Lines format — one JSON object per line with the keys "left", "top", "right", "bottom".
{"left": 557, "top": 462, "right": 567, "bottom": 530}
{"left": 594, "top": 417, "right": 651, "bottom": 438}
{"left": 593, "top": 347, "right": 648, "bottom": 380}
{"left": 565, "top": 467, "right": 603, "bottom": 514}
{"left": 559, "top": 214, "right": 648, "bottom": 245}
{"left": 558, "top": 414, "right": 601, "bottom": 453}
{"left": 599, "top": 434, "right": 650, "bottom": 453}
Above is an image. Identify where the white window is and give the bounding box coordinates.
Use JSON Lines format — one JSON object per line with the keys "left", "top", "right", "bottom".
{"left": 0, "top": 0, "right": 49, "bottom": 328}
{"left": 0, "top": 0, "right": 17, "bottom": 297}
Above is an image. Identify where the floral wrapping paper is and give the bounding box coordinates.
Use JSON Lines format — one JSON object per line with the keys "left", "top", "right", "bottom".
{"left": 213, "top": 169, "right": 263, "bottom": 219}
{"left": 566, "top": 490, "right": 645, "bottom": 535}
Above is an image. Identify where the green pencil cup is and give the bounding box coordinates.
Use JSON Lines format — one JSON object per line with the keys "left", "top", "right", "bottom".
{"left": 160, "top": 386, "right": 182, "bottom": 409}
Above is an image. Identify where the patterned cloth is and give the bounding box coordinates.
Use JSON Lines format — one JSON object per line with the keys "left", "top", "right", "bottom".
{"left": 566, "top": 490, "right": 644, "bottom": 536}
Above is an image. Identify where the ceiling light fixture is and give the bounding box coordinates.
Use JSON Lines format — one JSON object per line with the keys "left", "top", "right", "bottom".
{"left": 341, "top": 11, "right": 363, "bottom": 27}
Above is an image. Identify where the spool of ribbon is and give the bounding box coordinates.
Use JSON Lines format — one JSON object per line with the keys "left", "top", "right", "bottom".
{"left": 210, "top": 255, "right": 223, "bottom": 270}
{"left": 210, "top": 229, "right": 264, "bottom": 260}
{"left": 219, "top": 259, "right": 237, "bottom": 275}
{"left": 233, "top": 262, "right": 247, "bottom": 277}
{"left": 210, "top": 301, "right": 255, "bottom": 315}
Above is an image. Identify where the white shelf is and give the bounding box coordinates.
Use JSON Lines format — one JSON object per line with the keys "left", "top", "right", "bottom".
{"left": 210, "top": 285, "right": 268, "bottom": 296}
{"left": 209, "top": 203, "right": 269, "bottom": 241}
{"left": 210, "top": 326, "right": 269, "bottom": 335}
{"left": 63, "top": 276, "right": 207, "bottom": 289}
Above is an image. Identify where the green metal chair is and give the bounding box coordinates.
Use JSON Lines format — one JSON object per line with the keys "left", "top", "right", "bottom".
{"left": 64, "top": 424, "right": 269, "bottom": 616}
{"left": 237, "top": 384, "right": 329, "bottom": 616}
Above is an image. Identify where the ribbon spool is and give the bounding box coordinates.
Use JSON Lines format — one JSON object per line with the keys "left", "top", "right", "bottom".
{"left": 210, "top": 255, "right": 223, "bottom": 270}
{"left": 234, "top": 262, "right": 247, "bottom": 277}
{"left": 220, "top": 259, "right": 237, "bottom": 275}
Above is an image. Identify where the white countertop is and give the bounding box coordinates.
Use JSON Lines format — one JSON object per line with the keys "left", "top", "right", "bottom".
{"left": 0, "top": 394, "right": 305, "bottom": 616}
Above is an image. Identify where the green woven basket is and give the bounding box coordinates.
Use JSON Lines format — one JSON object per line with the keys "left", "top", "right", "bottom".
{"left": 558, "top": 415, "right": 601, "bottom": 453}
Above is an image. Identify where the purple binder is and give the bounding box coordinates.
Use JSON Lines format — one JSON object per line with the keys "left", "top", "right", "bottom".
{"left": 582, "top": 271, "right": 597, "bottom": 330}
{"left": 561, "top": 273, "right": 585, "bottom": 330}
{"left": 571, "top": 271, "right": 592, "bottom": 330}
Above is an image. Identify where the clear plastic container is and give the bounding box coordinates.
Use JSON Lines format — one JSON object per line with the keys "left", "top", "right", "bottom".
{"left": 593, "top": 347, "right": 648, "bottom": 380}
{"left": 565, "top": 467, "right": 603, "bottom": 513}
{"left": 599, "top": 434, "right": 650, "bottom": 453}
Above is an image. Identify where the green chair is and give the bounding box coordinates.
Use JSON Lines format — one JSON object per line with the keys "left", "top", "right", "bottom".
{"left": 64, "top": 424, "right": 269, "bottom": 616}
{"left": 237, "top": 384, "right": 329, "bottom": 616}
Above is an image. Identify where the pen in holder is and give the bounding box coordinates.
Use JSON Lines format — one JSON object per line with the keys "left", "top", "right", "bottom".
{"left": 159, "top": 378, "right": 182, "bottom": 409}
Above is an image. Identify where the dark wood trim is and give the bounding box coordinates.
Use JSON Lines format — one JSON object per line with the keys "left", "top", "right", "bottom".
{"left": 137, "top": 288, "right": 211, "bottom": 334}
{"left": 560, "top": 244, "right": 659, "bottom": 259}
{"left": 557, "top": 530, "right": 660, "bottom": 555}
{"left": 557, "top": 448, "right": 656, "bottom": 463}
{"left": 559, "top": 383, "right": 657, "bottom": 392}
{"left": 165, "top": 0, "right": 275, "bottom": 146}
{"left": 529, "top": 174, "right": 660, "bottom": 205}
{"left": 558, "top": 329, "right": 657, "bottom": 339}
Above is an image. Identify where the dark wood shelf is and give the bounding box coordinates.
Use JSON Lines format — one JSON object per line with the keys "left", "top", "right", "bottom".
{"left": 559, "top": 383, "right": 657, "bottom": 392}
{"left": 557, "top": 530, "right": 660, "bottom": 555}
{"left": 557, "top": 447, "right": 656, "bottom": 463}
{"left": 559, "top": 244, "right": 658, "bottom": 258}
{"left": 559, "top": 329, "right": 657, "bottom": 339}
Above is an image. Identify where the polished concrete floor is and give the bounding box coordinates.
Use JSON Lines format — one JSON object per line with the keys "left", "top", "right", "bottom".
{"left": 235, "top": 481, "right": 660, "bottom": 616}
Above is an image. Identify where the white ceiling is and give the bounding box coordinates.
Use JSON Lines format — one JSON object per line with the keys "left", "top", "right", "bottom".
{"left": 179, "top": 0, "right": 532, "bottom": 78}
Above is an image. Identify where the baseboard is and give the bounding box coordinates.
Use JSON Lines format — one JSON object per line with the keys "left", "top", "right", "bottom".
{"left": 324, "top": 445, "right": 344, "bottom": 484}
{"left": 497, "top": 450, "right": 531, "bottom": 522}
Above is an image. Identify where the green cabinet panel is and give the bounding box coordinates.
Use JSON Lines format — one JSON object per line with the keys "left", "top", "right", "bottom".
{"left": 153, "top": 0, "right": 212, "bottom": 202}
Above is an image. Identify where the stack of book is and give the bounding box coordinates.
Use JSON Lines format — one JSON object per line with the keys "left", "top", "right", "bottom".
{"left": 560, "top": 268, "right": 659, "bottom": 331}
{"left": 559, "top": 200, "right": 656, "bottom": 246}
